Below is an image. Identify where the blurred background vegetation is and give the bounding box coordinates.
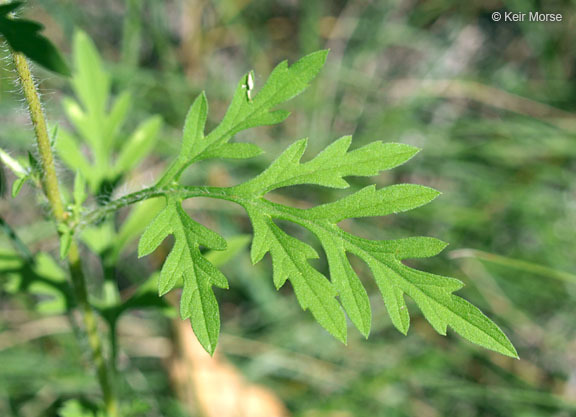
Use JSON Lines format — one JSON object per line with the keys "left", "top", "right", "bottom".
{"left": 1, "top": 0, "right": 576, "bottom": 416}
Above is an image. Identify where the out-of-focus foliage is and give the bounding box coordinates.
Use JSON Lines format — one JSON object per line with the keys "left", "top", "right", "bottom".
{"left": 1, "top": 0, "right": 575, "bottom": 416}
{"left": 58, "top": 30, "right": 161, "bottom": 196}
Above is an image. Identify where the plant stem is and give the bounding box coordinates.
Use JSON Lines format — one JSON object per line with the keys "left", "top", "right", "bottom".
{"left": 68, "top": 242, "right": 118, "bottom": 414}
{"left": 12, "top": 53, "right": 66, "bottom": 221}
{"left": 80, "top": 185, "right": 233, "bottom": 225}
{"left": 11, "top": 51, "right": 119, "bottom": 417}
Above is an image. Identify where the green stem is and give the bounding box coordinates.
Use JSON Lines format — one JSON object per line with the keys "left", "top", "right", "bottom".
{"left": 81, "top": 186, "right": 167, "bottom": 224}
{"left": 13, "top": 53, "right": 66, "bottom": 220}
{"left": 68, "top": 243, "right": 118, "bottom": 414}
{"left": 11, "top": 51, "right": 119, "bottom": 417}
{"left": 81, "top": 185, "right": 234, "bottom": 225}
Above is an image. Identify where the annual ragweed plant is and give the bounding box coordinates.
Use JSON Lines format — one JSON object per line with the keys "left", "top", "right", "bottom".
{"left": 0, "top": 4, "right": 517, "bottom": 414}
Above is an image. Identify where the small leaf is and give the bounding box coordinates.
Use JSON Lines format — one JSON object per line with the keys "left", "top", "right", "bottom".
{"left": 58, "top": 31, "right": 157, "bottom": 195}
{"left": 59, "top": 229, "right": 72, "bottom": 260}
{"left": 72, "top": 30, "right": 110, "bottom": 115}
{"left": 392, "top": 237, "right": 449, "bottom": 260}
{"left": 138, "top": 196, "right": 229, "bottom": 354}
{"left": 180, "top": 92, "right": 208, "bottom": 157}
{"left": 49, "top": 125, "right": 59, "bottom": 147}
{"left": 181, "top": 270, "right": 221, "bottom": 355}
{"left": 11, "top": 175, "right": 27, "bottom": 197}
{"left": 207, "top": 50, "right": 328, "bottom": 153}
{"left": 27, "top": 151, "right": 40, "bottom": 175}
{"left": 106, "top": 91, "right": 132, "bottom": 148}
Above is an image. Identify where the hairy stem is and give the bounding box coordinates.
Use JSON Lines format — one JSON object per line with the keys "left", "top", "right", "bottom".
{"left": 12, "top": 53, "right": 66, "bottom": 220}
{"left": 12, "top": 52, "right": 119, "bottom": 417}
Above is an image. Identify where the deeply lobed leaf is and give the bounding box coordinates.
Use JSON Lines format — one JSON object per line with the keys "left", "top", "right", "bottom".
{"left": 135, "top": 48, "right": 517, "bottom": 358}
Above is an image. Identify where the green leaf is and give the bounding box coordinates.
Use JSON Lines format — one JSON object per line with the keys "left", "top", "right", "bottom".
{"left": 49, "top": 124, "right": 59, "bottom": 147}
{"left": 0, "top": 2, "right": 71, "bottom": 76}
{"left": 138, "top": 196, "right": 227, "bottom": 354}
{"left": 106, "top": 91, "right": 132, "bottom": 148}
{"left": 137, "top": 49, "right": 517, "bottom": 357}
{"left": 0, "top": 2, "right": 21, "bottom": 15}
{"left": 180, "top": 92, "right": 208, "bottom": 158}
{"left": 59, "top": 229, "right": 72, "bottom": 260}
{"left": 318, "top": 230, "right": 371, "bottom": 337}
{"left": 27, "top": 151, "right": 40, "bottom": 175}
{"left": 72, "top": 30, "right": 110, "bottom": 116}
{"left": 11, "top": 175, "right": 27, "bottom": 197}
